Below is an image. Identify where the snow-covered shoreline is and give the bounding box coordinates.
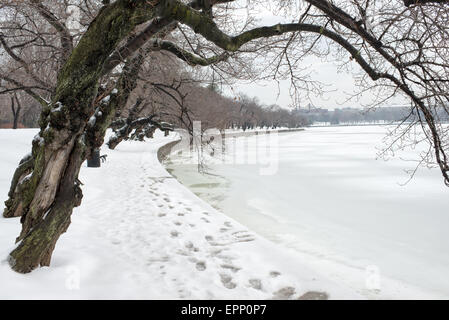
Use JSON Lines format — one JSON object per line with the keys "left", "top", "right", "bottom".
{"left": 0, "top": 128, "right": 359, "bottom": 299}
{"left": 164, "top": 126, "right": 449, "bottom": 300}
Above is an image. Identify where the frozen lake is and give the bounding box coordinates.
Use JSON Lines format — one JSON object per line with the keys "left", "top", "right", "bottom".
{"left": 165, "top": 126, "right": 449, "bottom": 299}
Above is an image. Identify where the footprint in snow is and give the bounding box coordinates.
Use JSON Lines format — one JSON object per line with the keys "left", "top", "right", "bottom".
{"left": 220, "top": 264, "right": 241, "bottom": 273}
{"left": 272, "top": 287, "right": 296, "bottom": 300}
{"left": 176, "top": 249, "right": 191, "bottom": 256}
{"left": 233, "top": 231, "right": 255, "bottom": 241}
{"left": 209, "top": 248, "right": 222, "bottom": 257}
{"left": 269, "top": 271, "right": 281, "bottom": 278}
{"left": 184, "top": 242, "right": 199, "bottom": 252}
{"left": 205, "top": 232, "right": 255, "bottom": 246}
{"left": 195, "top": 261, "right": 207, "bottom": 271}
{"left": 220, "top": 274, "right": 237, "bottom": 289}
{"left": 248, "top": 279, "right": 263, "bottom": 290}
{"left": 298, "top": 291, "right": 329, "bottom": 300}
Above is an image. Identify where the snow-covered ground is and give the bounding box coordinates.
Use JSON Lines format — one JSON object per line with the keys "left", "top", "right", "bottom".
{"left": 167, "top": 126, "right": 449, "bottom": 299}
{"left": 0, "top": 129, "right": 361, "bottom": 299}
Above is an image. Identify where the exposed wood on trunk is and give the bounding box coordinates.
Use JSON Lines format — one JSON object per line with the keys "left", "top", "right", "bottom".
{"left": 17, "top": 138, "right": 76, "bottom": 242}
{"left": 9, "top": 138, "right": 85, "bottom": 273}
{"left": 5, "top": 0, "right": 159, "bottom": 273}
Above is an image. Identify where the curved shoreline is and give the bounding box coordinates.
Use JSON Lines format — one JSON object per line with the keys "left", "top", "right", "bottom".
{"left": 156, "top": 127, "right": 306, "bottom": 163}
{"left": 0, "top": 129, "right": 357, "bottom": 299}
{"left": 156, "top": 128, "right": 449, "bottom": 300}
{"left": 151, "top": 131, "right": 361, "bottom": 300}
{"left": 151, "top": 130, "right": 373, "bottom": 300}
{"left": 157, "top": 139, "right": 181, "bottom": 163}
{"left": 0, "top": 129, "right": 445, "bottom": 299}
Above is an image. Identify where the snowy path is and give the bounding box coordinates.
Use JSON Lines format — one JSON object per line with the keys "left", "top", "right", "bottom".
{"left": 0, "top": 129, "right": 358, "bottom": 299}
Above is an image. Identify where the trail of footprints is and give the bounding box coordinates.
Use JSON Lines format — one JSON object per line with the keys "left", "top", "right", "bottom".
{"left": 152, "top": 186, "right": 284, "bottom": 298}
{"left": 116, "top": 169, "right": 323, "bottom": 300}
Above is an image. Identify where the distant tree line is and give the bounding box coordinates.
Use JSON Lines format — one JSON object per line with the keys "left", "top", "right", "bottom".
{"left": 0, "top": 93, "right": 41, "bottom": 128}
{"left": 296, "top": 106, "right": 449, "bottom": 125}
{"left": 1, "top": 56, "right": 308, "bottom": 132}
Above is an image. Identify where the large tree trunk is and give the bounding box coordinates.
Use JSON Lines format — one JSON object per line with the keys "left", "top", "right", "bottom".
{"left": 8, "top": 139, "right": 85, "bottom": 271}
{"left": 3, "top": 0, "right": 155, "bottom": 273}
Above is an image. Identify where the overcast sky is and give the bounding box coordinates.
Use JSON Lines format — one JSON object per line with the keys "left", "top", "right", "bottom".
{"left": 0, "top": 2, "right": 408, "bottom": 111}
{"left": 226, "top": 60, "right": 372, "bottom": 110}
{"left": 222, "top": 2, "right": 407, "bottom": 110}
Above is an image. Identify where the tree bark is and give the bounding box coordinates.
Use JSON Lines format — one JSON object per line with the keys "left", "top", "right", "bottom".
{"left": 4, "top": 0, "right": 156, "bottom": 273}
{"left": 9, "top": 139, "right": 84, "bottom": 272}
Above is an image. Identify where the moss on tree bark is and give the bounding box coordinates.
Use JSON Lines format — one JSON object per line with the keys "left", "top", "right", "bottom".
{"left": 5, "top": 0, "right": 156, "bottom": 273}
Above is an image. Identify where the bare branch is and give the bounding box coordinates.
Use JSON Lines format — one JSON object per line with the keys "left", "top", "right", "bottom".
{"left": 0, "top": 75, "right": 48, "bottom": 107}
{"left": 29, "top": 0, "right": 73, "bottom": 61}
{"left": 154, "top": 39, "right": 230, "bottom": 66}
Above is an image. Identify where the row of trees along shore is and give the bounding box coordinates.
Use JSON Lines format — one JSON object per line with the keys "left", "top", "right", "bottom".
{"left": 0, "top": 0, "right": 448, "bottom": 273}
{"left": 0, "top": 55, "right": 308, "bottom": 131}
{"left": 295, "top": 105, "right": 449, "bottom": 125}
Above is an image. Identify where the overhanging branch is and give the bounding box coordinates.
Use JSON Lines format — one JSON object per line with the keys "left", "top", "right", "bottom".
{"left": 101, "top": 17, "right": 174, "bottom": 77}
{"left": 160, "top": 0, "right": 449, "bottom": 186}
{"left": 152, "top": 39, "right": 229, "bottom": 66}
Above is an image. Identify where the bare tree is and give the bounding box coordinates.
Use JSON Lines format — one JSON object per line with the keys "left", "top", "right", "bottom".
{"left": 0, "top": 0, "right": 448, "bottom": 274}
